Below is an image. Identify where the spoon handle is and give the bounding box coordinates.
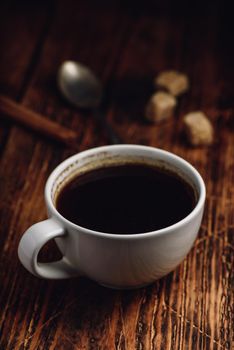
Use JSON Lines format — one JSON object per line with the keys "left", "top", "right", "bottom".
{"left": 94, "top": 111, "right": 122, "bottom": 144}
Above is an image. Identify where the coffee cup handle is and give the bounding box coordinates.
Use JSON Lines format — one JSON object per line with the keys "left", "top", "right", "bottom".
{"left": 18, "top": 218, "right": 79, "bottom": 279}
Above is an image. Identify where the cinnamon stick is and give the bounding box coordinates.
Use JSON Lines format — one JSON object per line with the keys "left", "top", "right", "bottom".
{"left": 0, "top": 95, "right": 78, "bottom": 147}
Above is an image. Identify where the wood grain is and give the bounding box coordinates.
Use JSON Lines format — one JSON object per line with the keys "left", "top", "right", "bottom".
{"left": 0, "top": 1, "right": 233, "bottom": 349}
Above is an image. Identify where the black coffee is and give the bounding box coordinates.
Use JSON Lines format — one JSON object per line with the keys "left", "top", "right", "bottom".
{"left": 56, "top": 163, "right": 196, "bottom": 234}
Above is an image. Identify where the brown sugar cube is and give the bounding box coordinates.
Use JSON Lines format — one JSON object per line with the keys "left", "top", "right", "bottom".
{"left": 183, "top": 111, "right": 214, "bottom": 146}
{"left": 155, "top": 70, "right": 189, "bottom": 96}
{"left": 145, "top": 92, "right": 177, "bottom": 123}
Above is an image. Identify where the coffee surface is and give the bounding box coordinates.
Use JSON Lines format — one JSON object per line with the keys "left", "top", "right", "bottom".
{"left": 56, "top": 163, "right": 196, "bottom": 234}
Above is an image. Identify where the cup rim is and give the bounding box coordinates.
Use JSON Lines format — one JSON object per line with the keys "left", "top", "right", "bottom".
{"left": 45, "top": 144, "right": 206, "bottom": 240}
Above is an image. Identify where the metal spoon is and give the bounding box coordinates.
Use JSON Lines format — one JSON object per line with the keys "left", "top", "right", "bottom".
{"left": 57, "top": 61, "right": 121, "bottom": 144}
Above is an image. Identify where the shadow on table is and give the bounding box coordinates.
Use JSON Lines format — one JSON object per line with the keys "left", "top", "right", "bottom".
{"left": 108, "top": 73, "right": 155, "bottom": 124}
{"left": 47, "top": 274, "right": 171, "bottom": 342}
{"left": 16, "top": 259, "right": 175, "bottom": 348}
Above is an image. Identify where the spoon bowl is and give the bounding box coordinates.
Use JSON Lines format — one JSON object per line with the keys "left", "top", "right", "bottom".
{"left": 58, "top": 61, "right": 102, "bottom": 109}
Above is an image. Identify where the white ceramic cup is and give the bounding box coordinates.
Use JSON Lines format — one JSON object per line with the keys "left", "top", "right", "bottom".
{"left": 18, "top": 145, "right": 206, "bottom": 289}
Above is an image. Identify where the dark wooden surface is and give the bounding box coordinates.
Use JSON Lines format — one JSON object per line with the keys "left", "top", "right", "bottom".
{"left": 0, "top": 1, "right": 233, "bottom": 349}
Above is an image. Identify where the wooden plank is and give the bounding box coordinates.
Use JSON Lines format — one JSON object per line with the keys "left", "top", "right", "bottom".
{"left": 105, "top": 3, "right": 234, "bottom": 349}
{"left": 105, "top": 2, "right": 234, "bottom": 349}
{"left": 0, "top": 1, "right": 130, "bottom": 349}
{"left": 0, "top": 0, "right": 54, "bottom": 156}
{"left": 0, "top": 1, "right": 54, "bottom": 100}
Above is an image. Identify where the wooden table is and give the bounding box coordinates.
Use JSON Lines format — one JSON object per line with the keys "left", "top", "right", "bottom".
{"left": 0, "top": 1, "right": 233, "bottom": 349}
